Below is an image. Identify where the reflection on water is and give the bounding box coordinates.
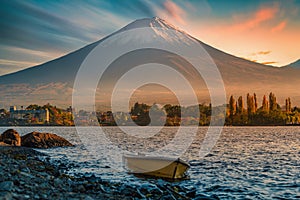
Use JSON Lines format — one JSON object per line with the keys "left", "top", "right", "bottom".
{"left": 1, "top": 126, "right": 299, "bottom": 199}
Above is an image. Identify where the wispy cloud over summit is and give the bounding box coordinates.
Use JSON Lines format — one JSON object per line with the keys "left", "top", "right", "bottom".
{"left": 0, "top": 0, "right": 299, "bottom": 75}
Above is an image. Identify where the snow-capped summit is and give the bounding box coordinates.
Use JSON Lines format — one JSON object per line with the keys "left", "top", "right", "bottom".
{"left": 0, "top": 17, "right": 300, "bottom": 107}
{"left": 112, "top": 17, "right": 189, "bottom": 45}
{"left": 117, "top": 17, "right": 183, "bottom": 33}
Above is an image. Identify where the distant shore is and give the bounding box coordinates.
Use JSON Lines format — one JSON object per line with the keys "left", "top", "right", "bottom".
{"left": 0, "top": 124, "right": 299, "bottom": 127}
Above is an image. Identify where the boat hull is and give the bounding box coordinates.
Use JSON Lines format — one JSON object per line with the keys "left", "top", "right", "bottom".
{"left": 123, "top": 155, "right": 190, "bottom": 179}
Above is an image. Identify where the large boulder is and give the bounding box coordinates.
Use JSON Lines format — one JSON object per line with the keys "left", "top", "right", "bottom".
{"left": 21, "top": 132, "right": 73, "bottom": 148}
{"left": 0, "top": 129, "right": 21, "bottom": 146}
{"left": 0, "top": 141, "right": 11, "bottom": 146}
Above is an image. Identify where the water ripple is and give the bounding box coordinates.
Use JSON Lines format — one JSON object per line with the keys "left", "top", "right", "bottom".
{"left": 1, "top": 126, "right": 299, "bottom": 199}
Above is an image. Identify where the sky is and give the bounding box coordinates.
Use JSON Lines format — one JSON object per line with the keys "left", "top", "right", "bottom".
{"left": 0, "top": 0, "right": 299, "bottom": 75}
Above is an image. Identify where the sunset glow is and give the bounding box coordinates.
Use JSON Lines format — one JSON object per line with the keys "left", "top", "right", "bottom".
{"left": 0, "top": 0, "right": 299, "bottom": 75}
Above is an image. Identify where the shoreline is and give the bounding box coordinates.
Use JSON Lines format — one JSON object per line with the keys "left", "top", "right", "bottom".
{"left": 0, "top": 124, "right": 300, "bottom": 127}
{"left": 0, "top": 146, "right": 197, "bottom": 200}
{"left": 0, "top": 146, "right": 134, "bottom": 199}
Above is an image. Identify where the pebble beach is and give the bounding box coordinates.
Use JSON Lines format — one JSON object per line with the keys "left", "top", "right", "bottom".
{"left": 0, "top": 146, "right": 198, "bottom": 200}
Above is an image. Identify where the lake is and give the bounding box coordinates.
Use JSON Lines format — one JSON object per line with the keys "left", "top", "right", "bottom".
{"left": 1, "top": 126, "right": 299, "bottom": 199}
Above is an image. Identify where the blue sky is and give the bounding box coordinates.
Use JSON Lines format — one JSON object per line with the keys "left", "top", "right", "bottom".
{"left": 0, "top": 0, "right": 299, "bottom": 75}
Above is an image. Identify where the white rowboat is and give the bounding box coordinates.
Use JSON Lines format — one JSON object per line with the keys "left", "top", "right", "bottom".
{"left": 123, "top": 154, "right": 190, "bottom": 179}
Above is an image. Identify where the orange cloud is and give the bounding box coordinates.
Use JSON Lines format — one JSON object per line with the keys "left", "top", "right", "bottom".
{"left": 271, "top": 21, "right": 287, "bottom": 33}
{"left": 261, "top": 61, "right": 277, "bottom": 65}
{"left": 229, "top": 6, "right": 278, "bottom": 32}
{"left": 184, "top": 1, "right": 299, "bottom": 67}
{"left": 163, "top": 0, "right": 186, "bottom": 25}
{"left": 242, "top": 57, "right": 257, "bottom": 62}
{"left": 257, "top": 51, "right": 271, "bottom": 55}
{"left": 250, "top": 51, "right": 271, "bottom": 56}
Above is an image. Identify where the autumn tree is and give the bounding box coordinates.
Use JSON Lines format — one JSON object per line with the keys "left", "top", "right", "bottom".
{"left": 254, "top": 93, "right": 258, "bottom": 112}
{"left": 247, "top": 93, "right": 255, "bottom": 114}
{"left": 269, "top": 92, "right": 277, "bottom": 111}
{"left": 130, "top": 102, "right": 151, "bottom": 125}
{"left": 229, "top": 95, "right": 236, "bottom": 117}
{"left": 163, "top": 104, "right": 181, "bottom": 126}
{"left": 285, "top": 97, "right": 292, "bottom": 113}
{"left": 131, "top": 102, "right": 150, "bottom": 116}
{"left": 262, "top": 95, "right": 269, "bottom": 112}
{"left": 236, "top": 96, "right": 244, "bottom": 113}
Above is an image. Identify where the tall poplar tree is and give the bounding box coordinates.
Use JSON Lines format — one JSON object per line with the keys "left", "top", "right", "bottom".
{"left": 254, "top": 93, "right": 258, "bottom": 112}
{"left": 286, "top": 97, "right": 291, "bottom": 113}
{"left": 247, "top": 93, "right": 255, "bottom": 114}
{"left": 229, "top": 95, "right": 236, "bottom": 117}
{"left": 262, "top": 95, "right": 269, "bottom": 112}
{"left": 237, "top": 96, "right": 244, "bottom": 113}
{"left": 269, "top": 92, "right": 277, "bottom": 111}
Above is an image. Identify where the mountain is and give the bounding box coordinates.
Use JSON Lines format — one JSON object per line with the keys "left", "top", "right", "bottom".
{"left": 284, "top": 59, "right": 300, "bottom": 69}
{"left": 0, "top": 17, "right": 300, "bottom": 109}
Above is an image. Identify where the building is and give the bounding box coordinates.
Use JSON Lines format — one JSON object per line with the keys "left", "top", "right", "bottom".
{"left": 10, "top": 106, "right": 49, "bottom": 123}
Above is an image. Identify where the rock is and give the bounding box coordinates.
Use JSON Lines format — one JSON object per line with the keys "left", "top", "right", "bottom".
{"left": 186, "top": 188, "right": 196, "bottom": 198}
{"left": 21, "top": 132, "right": 73, "bottom": 148}
{"left": 0, "top": 181, "right": 14, "bottom": 192}
{"left": 0, "top": 191, "right": 13, "bottom": 200}
{"left": 19, "top": 172, "right": 35, "bottom": 179}
{"left": 78, "top": 185, "right": 86, "bottom": 192}
{"left": 194, "top": 193, "right": 216, "bottom": 200}
{"left": 53, "top": 178, "right": 63, "bottom": 187}
{"left": 0, "top": 142, "right": 11, "bottom": 146}
{"left": 0, "top": 129, "right": 21, "bottom": 146}
{"left": 84, "top": 196, "right": 94, "bottom": 200}
{"left": 139, "top": 183, "right": 162, "bottom": 195}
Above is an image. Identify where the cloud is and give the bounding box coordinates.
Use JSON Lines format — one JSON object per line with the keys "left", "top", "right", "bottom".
{"left": 261, "top": 61, "right": 277, "bottom": 65}
{"left": 245, "top": 51, "right": 274, "bottom": 65}
{"left": 242, "top": 56, "right": 278, "bottom": 66}
{"left": 108, "top": 0, "right": 155, "bottom": 17}
{"left": 0, "top": 59, "right": 38, "bottom": 76}
{"left": 271, "top": 20, "right": 287, "bottom": 33}
{"left": 252, "top": 50, "right": 272, "bottom": 56}
{"left": 242, "top": 57, "right": 257, "bottom": 62}
{"left": 258, "top": 51, "right": 271, "bottom": 55}
{"left": 0, "top": 1, "right": 92, "bottom": 53}
{"left": 162, "top": 0, "right": 186, "bottom": 25}
{"left": 0, "top": 1, "right": 131, "bottom": 75}
{"left": 0, "top": 59, "right": 38, "bottom": 67}
{"left": 252, "top": 6, "right": 278, "bottom": 24}
{"left": 229, "top": 5, "right": 279, "bottom": 32}
{"left": 0, "top": 0, "right": 299, "bottom": 73}
{"left": 7, "top": 46, "right": 63, "bottom": 59}
{"left": 250, "top": 51, "right": 271, "bottom": 56}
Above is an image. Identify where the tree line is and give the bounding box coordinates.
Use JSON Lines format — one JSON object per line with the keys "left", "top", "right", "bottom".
{"left": 0, "top": 104, "right": 73, "bottom": 126}
{"left": 127, "top": 92, "right": 300, "bottom": 126}
{"left": 227, "top": 92, "right": 299, "bottom": 125}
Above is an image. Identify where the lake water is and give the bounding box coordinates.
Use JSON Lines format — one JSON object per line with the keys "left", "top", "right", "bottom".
{"left": 1, "top": 126, "right": 299, "bottom": 199}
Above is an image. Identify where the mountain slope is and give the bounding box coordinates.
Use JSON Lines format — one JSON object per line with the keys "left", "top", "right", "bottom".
{"left": 0, "top": 17, "right": 299, "bottom": 108}
{"left": 0, "top": 41, "right": 99, "bottom": 85}
{"left": 284, "top": 59, "right": 300, "bottom": 69}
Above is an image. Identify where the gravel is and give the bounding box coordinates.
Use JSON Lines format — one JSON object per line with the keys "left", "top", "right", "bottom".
{"left": 0, "top": 146, "right": 196, "bottom": 200}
